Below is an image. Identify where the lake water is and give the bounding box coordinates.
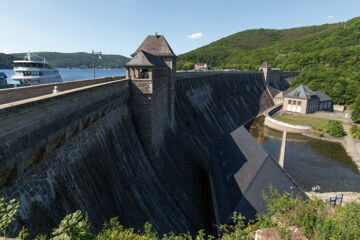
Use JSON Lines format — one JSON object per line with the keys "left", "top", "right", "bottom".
{"left": 0, "top": 68, "right": 125, "bottom": 84}
{"left": 248, "top": 116, "right": 360, "bottom": 192}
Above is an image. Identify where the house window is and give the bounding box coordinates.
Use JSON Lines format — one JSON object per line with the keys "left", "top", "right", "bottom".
{"left": 288, "top": 100, "right": 292, "bottom": 104}
{"left": 293, "top": 100, "right": 297, "bottom": 105}
{"left": 298, "top": 101, "right": 301, "bottom": 106}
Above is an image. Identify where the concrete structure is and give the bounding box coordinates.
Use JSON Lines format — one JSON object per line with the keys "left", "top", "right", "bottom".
{"left": 334, "top": 105, "right": 346, "bottom": 112}
{"left": 259, "top": 62, "right": 300, "bottom": 91}
{"left": 283, "top": 84, "right": 332, "bottom": 114}
{"left": 210, "top": 126, "right": 306, "bottom": 224}
{"left": 263, "top": 105, "right": 311, "bottom": 133}
{"left": 0, "top": 35, "right": 301, "bottom": 236}
{"left": 195, "top": 63, "right": 209, "bottom": 70}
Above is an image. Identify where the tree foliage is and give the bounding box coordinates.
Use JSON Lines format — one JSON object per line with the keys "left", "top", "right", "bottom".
{"left": 178, "top": 17, "right": 360, "bottom": 105}
{"left": 351, "top": 97, "right": 360, "bottom": 123}
{"left": 326, "top": 120, "right": 344, "bottom": 137}
{"left": 51, "top": 210, "right": 94, "bottom": 240}
{"left": 0, "top": 198, "right": 20, "bottom": 237}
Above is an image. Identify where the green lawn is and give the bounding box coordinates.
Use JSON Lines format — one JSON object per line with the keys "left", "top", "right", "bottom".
{"left": 274, "top": 113, "right": 329, "bottom": 129}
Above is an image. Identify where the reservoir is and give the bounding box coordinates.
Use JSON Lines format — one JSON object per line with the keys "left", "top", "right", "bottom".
{"left": 248, "top": 116, "right": 360, "bottom": 193}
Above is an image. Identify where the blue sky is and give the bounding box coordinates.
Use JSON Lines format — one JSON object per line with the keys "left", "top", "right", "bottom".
{"left": 0, "top": 0, "right": 359, "bottom": 57}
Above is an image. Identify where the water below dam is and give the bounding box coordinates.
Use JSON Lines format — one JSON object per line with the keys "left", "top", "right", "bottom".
{"left": 248, "top": 116, "right": 360, "bottom": 193}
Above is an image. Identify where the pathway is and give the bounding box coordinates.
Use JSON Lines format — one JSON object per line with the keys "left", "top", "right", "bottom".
{"left": 306, "top": 192, "right": 360, "bottom": 204}
{"left": 343, "top": 124, "right": 360, "bottom": 169}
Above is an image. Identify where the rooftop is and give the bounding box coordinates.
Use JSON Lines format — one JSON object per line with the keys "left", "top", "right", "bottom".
{"left": 131, "top": 35, "right": 176, "bottom": 58}
{"left": 125, "top": 50, "right": 168, "bottom": 68}
{"left": 314, "top": 91, "right": 332, "bottom": 102}
{"left": 260, "top": 62, "right": 270, "bottom": 68}
{"left": 285, "top": 84, "right": 317, "bottom": 99}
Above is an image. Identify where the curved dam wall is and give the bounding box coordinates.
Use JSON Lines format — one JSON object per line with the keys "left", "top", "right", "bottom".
{"left": 0, "top": 72, "right": 274, "bottom": 236}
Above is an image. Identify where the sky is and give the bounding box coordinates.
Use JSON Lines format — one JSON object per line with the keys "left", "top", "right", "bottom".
{"left": 0, "top": 0, "right": 359, "bottom": 57}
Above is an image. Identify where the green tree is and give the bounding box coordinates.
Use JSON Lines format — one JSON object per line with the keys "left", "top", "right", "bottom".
{"left": 51, "top": 210, "right": 94, "bottom": 240}
{"left": 326, "top": 120, "right": 344, "bottom": 137}
{"left": 351, "top": 97, "right": 360, "bottom": 123}
{"left": 0, "top": 198, "right": 20, "bottom": 237}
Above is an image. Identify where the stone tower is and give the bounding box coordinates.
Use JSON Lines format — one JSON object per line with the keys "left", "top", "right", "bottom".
{"left": 125, "top": 34, "right": 176, "bottom": 154}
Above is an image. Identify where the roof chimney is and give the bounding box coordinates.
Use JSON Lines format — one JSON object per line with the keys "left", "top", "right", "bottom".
{"left": 155, "top": 32, "right": 159, "bottom": 38}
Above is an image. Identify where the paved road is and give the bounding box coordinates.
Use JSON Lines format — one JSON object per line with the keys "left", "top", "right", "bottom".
{"left": 308, "top": 112, "right": 352, "bottom": 123}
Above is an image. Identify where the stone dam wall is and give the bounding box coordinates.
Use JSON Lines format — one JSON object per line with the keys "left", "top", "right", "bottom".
{"left": 0, "top": 72, "right": 274, "bottom": 235}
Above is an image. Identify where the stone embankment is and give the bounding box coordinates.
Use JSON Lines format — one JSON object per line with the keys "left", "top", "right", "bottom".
{"left": 263, "top": 105, "right": 311, "bottom": 133}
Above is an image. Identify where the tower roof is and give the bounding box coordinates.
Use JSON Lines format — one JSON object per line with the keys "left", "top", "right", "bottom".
{"left": 260, "top": 62, "right": 270, "bottom": 68}
{"left": 285, "top": 84, "right": 317, "bottom": 99}
{"left": 131, "top": 35, "right": 176, "bottom": 58}
{"left": 125, "top": 50, "right": 168, "bottom": 68}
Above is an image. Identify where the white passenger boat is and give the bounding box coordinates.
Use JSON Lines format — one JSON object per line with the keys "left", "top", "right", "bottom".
{"left": 12, "top": 52, "right": 62, "bottom": 85}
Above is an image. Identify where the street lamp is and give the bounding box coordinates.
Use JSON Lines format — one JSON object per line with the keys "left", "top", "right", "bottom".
{"left": 91, "top": 50, "right": 102, "bottom": 79}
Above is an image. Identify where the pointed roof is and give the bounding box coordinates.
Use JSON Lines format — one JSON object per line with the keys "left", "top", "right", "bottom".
{"left": 125, "top": 50, "right": 168, "bottom": 68}
{"left": 260, "top": 62, "right": 270, "bottom": 68}
{"left": 285, "top": 84, "right": 317, "bottom": 99}
{"left": 131, "top": 35, "right": 176, "bottom": 58}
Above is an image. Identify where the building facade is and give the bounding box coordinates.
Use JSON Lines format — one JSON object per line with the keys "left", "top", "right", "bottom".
{"left": 282, "top": 84, "right": 332, "bottom": 114}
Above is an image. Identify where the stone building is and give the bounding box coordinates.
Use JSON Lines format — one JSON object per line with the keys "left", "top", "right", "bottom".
{"left": 282, "top": 84, "right": 332, "bottom": 114}
{"left": 125, "top": 34, "right": 176, "bottom": 152}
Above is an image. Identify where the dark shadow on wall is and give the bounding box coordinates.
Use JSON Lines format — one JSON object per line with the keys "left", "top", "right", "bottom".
{"left": 210, "top": 134, "right": 257, "bottom": 223}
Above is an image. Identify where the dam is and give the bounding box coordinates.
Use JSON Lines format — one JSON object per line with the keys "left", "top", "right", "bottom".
{"left": 0, "top": 35, "right": 303, "bottom": 235}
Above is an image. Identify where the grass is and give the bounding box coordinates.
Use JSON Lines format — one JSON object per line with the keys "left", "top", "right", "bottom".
{"left": 274, "top": 113, "right": 329, "bottom": 129}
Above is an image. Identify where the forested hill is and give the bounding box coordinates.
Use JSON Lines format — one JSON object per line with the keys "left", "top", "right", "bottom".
{"left": 0, "top": 53, "right": 18, "bottom": 69}
{"left": 178, "top": 17, "right": 360, "bottom": 105}
{"left": 10, "top": 52, "right": 130, "bottom": 69}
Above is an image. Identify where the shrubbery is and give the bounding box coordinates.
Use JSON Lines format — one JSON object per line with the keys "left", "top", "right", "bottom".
{"left": 351, "top": 125, "right": 360, "bottom": 139}
{"left": 326, "top": 120, "right": 344, "bottom": 137}
{"left": 3, "top": 186, "right": 360, "bottom": 239}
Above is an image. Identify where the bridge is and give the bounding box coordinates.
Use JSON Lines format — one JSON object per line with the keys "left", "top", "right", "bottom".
{"left": 0, "top": 35, "right": 304, "bottom": 236}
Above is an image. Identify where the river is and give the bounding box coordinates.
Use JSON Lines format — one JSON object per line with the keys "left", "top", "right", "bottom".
{"left": 0, "top": 68, "right": 125, "bottom": 84}
{"left": 248, "top": 116, "right": 360, "bottom": 193}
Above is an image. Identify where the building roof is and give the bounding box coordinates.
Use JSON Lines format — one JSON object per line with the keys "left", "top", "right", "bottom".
{"left": 210, "top": 126, "right": 307, "bottom": 224}
{"left": 285, "top": 84, "right": 317, "bottom": 99}
{"left": 314, "top": 91, "right": 332, "bottom": 102}
{"left": 131, "top": 35, "right": 176, "bottom": 58}
{"left": 125, "top": 50, "right": 168, "bottom": 68}
{"left": 260, "top": 62, "right": 270, "bottom": 68}
{"left": 195, "top": 63, "right": 208, "bottom": 66}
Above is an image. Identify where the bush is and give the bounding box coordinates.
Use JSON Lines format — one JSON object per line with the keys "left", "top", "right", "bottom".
{"left": 350, "top": 125, "right": 358, "bottom": 134}
{"left": 351, "top": 97, "right": 360, "bottom": 123}
{"left": 0, "top": 198, "right": 20, "bottom": 237}
{"left": 326, "top": 120, "right": 344, "bottom": 137}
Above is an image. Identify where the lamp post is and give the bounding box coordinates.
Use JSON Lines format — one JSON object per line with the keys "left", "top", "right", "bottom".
{"left": 91, "top": 50, "right": 102, "bottom": 79}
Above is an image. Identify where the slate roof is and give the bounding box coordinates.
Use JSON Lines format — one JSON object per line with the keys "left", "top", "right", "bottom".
{"left": 125, "top": 50, "right": 168, "bottom": 68}
{"left": 210, "top": 126, "right": 307, "bottom": 224}
{"left": 314, "top": 91, "right": 332, "bottom": 102}
{"left": 131, "top": 35, "right": 176, "bottom": 58}
{"left": 285, "top": 84, "right": 317, "bottom": 99}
